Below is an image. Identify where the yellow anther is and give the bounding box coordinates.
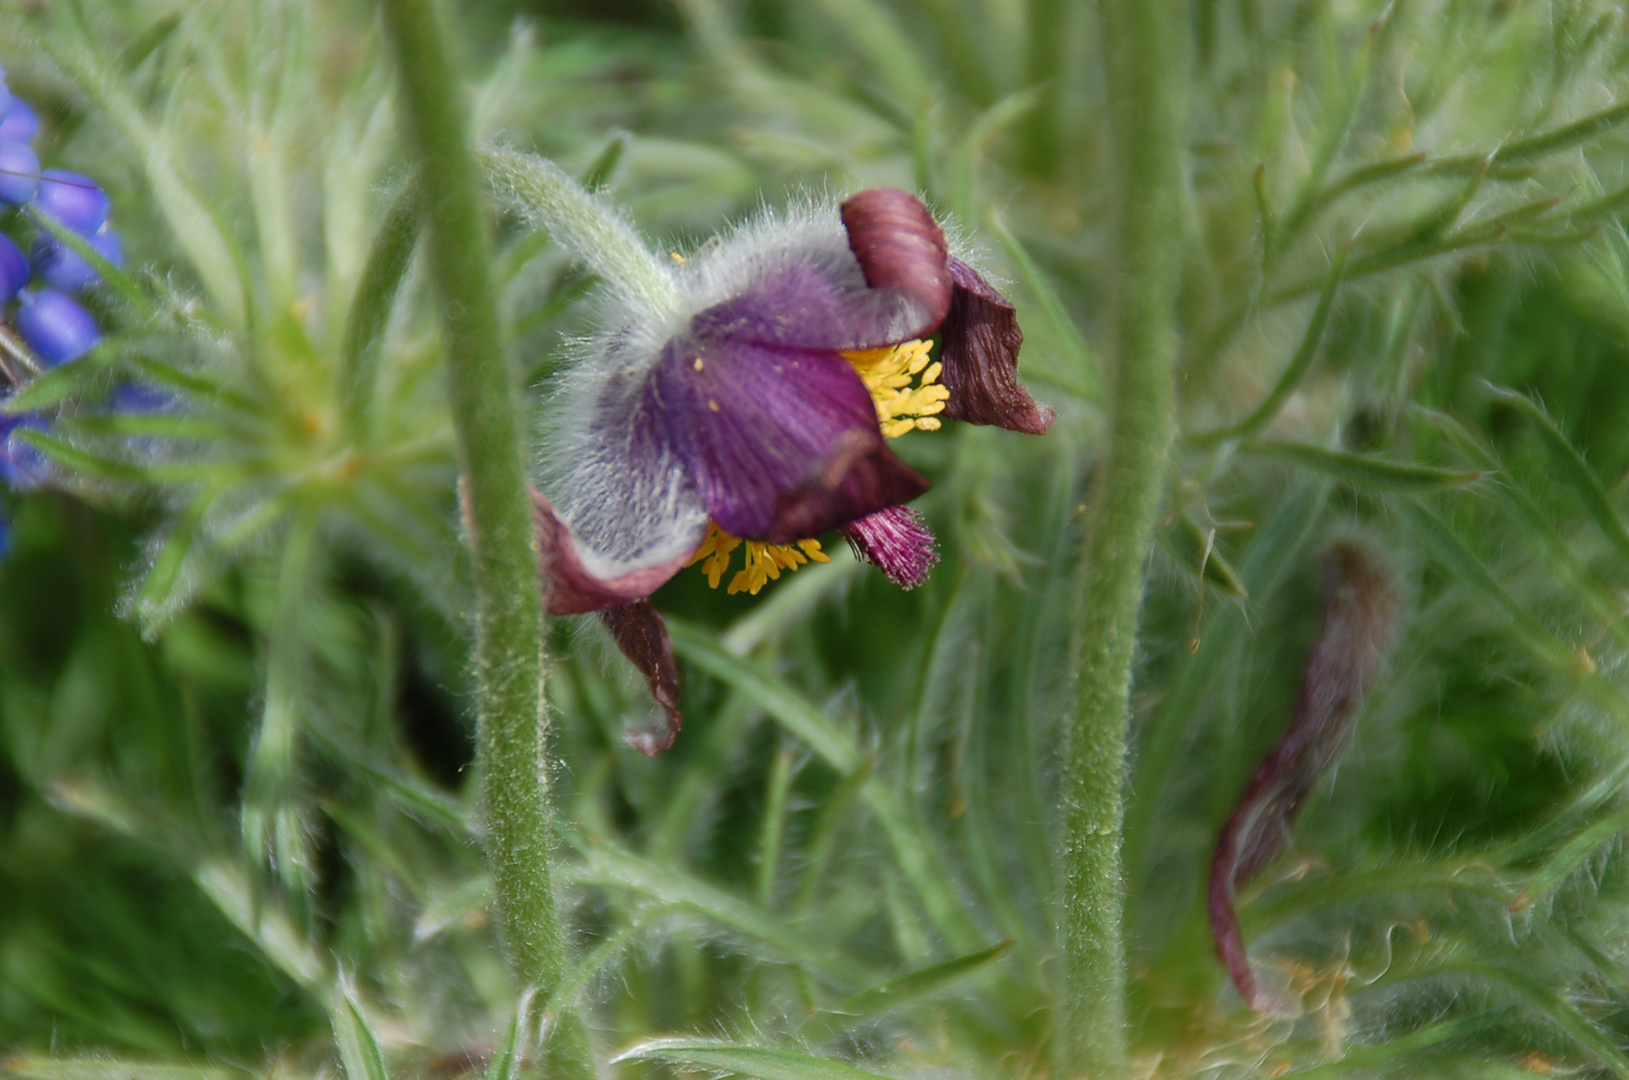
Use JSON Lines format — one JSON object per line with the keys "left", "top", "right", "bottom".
{"left": 689, "top": 522, "right": 830, "bottom": 595}
{"left": 842, "top": 339, "right": 950, "bottom": 438}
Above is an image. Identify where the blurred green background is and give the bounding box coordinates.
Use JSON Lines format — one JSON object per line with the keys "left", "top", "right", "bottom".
{"left": 7, "top": 0, "right": 1629, "bottom": 1076}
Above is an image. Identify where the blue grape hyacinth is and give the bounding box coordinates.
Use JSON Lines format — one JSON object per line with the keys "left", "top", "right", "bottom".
{"left": 0, "top": 62, "right": 126, "bottom": 532}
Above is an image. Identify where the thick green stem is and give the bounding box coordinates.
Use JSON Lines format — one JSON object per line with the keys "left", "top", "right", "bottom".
{"left": 1062, "top": 0, "right": 1186, "bottom": 1075}
{"left": 377, "top": 1, "right": 591, "bottom": 1074}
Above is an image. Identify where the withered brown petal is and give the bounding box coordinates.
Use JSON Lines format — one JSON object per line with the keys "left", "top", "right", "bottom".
{"left": 840, "top": 188, "right": 954, "bottom": 334}
{"left": 532, "top": 491, "right": 692, "bottom": 616}
{"left": 599, "top": 600, "right": 683, "bottom": 756}
{"left": 1208, "top": 541, "right": 1400, "bottom": 1013}
{"left": 940, "top": 258, "right": 1054, "bottom": 435}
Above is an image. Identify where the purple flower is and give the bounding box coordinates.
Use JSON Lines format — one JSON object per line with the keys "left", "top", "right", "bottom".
{"left": 16, "top": 288, "right": 100, "bottom": 366}
{"left": 34, "top": 170, "right": 109, "bottom": 234}
{"left": 533, "top": 188, "right": 1052, "bottom": 752}
{"left": 0, "top": 233, "right": 27, "bottom": 303}
{"left": 0, "top": 140, "right": 39, "bottom": 205}
{"left": 0, "top": 97, "right": 38, "bottom": 144}
{"left": 32, "top": 227, "right": 122, "bottom": 292}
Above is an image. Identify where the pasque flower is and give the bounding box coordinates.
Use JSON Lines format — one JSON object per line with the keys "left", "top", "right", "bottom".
{"left": 530, "top": 185, "right": 1051, "bottom": 753}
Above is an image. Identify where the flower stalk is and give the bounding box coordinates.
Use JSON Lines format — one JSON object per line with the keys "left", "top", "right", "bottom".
{"left": 376, "top": 0, "right": 591, "bottom": 1074}
{"left": 1062, "top": 0, "right": 1186, "bottom": 1074}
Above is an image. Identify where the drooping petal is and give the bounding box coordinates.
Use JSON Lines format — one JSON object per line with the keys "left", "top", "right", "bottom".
{"left": 599, "top": 600, "right": 683, "bottom": 755}
{"left": 546, "top": 336, "right": 711, "bottom": 585}
{"left": 533, "top": 492, "right": 693, "bottom": 616}
{"left": 655, "top": 336, "right": 929, "bottom": 543}
{"left": 842, "top": 505, "right": 938, "bottom": 589}
{"left": 939, "top": 258, "right": 1054, "bottom": 435}
{"left": 840, "top": 187, "right": 953, "bottom": 333}
{"left": 1209, "top": 542, "right": 1400, "bottom": 1013}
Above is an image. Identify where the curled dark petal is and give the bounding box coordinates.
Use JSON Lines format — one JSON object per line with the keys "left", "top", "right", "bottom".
{"left": 532, "top": 491, "right": 692, "bottom": 616}
{"left": 1209, "top": 541, "right": 1400, "bottom": 1012}
{"left": 842, "top": 505, "right": 939, "bottom": 589}
{"left": 656, "top": 337, "right": 929, "bottom": 544}
{"left": 840, "top": 187, "right": 953, "bottom": 336}
{"left": 940, "top": 258, "right": 1054, "bottom": 435}
{"left": 600, "top": 600, "right": 683, "bottom": 755}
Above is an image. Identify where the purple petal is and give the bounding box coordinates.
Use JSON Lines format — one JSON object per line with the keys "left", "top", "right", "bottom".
{"left": 0, "top": 98, "right": 38, "bottom": 144}
{"left": 0, "top": 140, "right": 39, "bottom": 204}
{"left": 33, "top": 228, "right": 123, "bottom": 293}
{"left": 842, "top": 505, "right": 938, "bottom": 589}
{"left": 939, "top": 259, "right": 1054, "bottom": 435}
{"left": 691, "top": 256, "right": 943, "bottom": 354}
{"left": 600, "top": 600, "right": 683, "bottom": 755}
{"left": 16, "top": 289, "right": 100, "bottom": 366}
{"left": 0, "top": 233, "right": 28, "bottom": 302}
{"left": 1209, "top": 542, "right": 1400, "bottom": 1012}
{"left": 840, "top": 187, "right": 952, "bottom": 333}
{"left": 35, "top": 170, "right": 109, "bottom": 234}
{"left": 532, "top": 491, "right": 693, "bottom": 616}
{"left": 655, "top": 337, "right": 929, "bottom": 543}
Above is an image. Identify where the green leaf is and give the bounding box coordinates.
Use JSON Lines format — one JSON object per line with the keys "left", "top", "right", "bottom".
{"left": 1194, "top": 245, "right": 1348, "bottom": 446}
{"left": 1, "top": 1060, "right": 240, "bottom": 1080}
{"left": 1157, "top": 512, "right": 1248, "bottom": 598}
{"left": 612, "top": 1041, "right": 898, "bottom": 1080}
{"left": 579, "top": 132, "right": 629, "bottom": 192}
{"left": 986, "top": 210, "right": 1102, "bottom": 403}
{"left": 1511, "top": 803, "right": 1629, "bottom": 912}
{"left": 342, "top": 177, "right": 421, "bottom": 431}
{"left": 1240, "top": 441, "right": 1486, "bottom": 491}
{"left": 482, "top": 989, "right": 538, "bottom": 1080}
{"left": 2, "top": 337, "right": 122, "bottom": 414}
{"left": 31, "top": 205, "right": 154, "bottom": 317}
{"left": 331, "top": 979, "right": 392, "bottom": 1080}
{"left": 1482, "top": 383, "right": 1629, "bottom": 563}
{"left": 800, "top": 942, "right": 1014, "bottom": 1040}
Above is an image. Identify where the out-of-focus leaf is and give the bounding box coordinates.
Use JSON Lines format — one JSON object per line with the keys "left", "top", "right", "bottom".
{"left": 331, "top": 979, "right": 392, "bottom": 1080}
{"left": 800, "top": 942, "right": 1013, "bottom": 1040}
{"left": 612, "top": 1042, "right": 897, "bottom": 1080}
{"left": 1241, "top": 441, "right": 1486, "bottom": 491}
{"left": 1, "top": 1061, "right": 239, "bottom": 1080}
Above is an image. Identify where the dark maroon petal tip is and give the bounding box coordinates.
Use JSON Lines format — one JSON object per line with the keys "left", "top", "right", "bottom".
{"left": 842, "top": 505, "right": 939, "bottom": 589}
{"left": 532, "top": 492, "right": 691, "bottom": 616}
{"left": 841, "top": 188, "right": 953, "bottom": 333}
{"left": 940, "top": 258, "right": 1054, "bottom": 435}
{"left": 1208, "top": 541, "right": 1400, "bottom": 1012}
{"left": 599, "top": 600, "right": 683, "bottom": 755}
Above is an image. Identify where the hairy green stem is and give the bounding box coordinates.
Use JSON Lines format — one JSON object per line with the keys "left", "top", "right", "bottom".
{"left": 1062, "top": 0, "right": 1185, "bottom": 1074}
{"left": 377, "top": 1, "right": 591, "bottom": 1073}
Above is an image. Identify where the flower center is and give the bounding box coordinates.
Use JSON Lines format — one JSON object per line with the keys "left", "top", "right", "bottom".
{"left": 687, "top": 522, "right": 830, "bottom": 595}
{"left": 843, "top": 338, "right": 949, "bottom": 438}
{"left": 689, "top": 340, "right": 944, "bottom": 593}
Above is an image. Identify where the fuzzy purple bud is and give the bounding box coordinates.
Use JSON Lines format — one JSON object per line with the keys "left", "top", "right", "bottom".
{"left": 841, "top": 505, "right": 939, "bottom": 589}
{"left": 35, "top": 170, "right": 109, "bottom": 234}
{"left": 33, "top": 228, "right": 122, "bottom": 292}
{"left": 1209, "top": 541, "right": 1400, "bottom": 1013}
{"left": 0, "top": 98, "right": 37, "bottom": 144}
{"left": 0, "top": 233, "right": 27, "bottom": 303}
{"left": 16, "top": 289, "right": 100, "bottom": 366}
{"left": 0, "top": 140, "right": 38, "bottom": 204}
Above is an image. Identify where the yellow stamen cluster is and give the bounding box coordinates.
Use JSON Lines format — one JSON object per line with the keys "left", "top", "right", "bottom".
{"left": 842, "top": 339, "right": 950, "bottom": 439}
{"left": 688, "top": 522, "right": 830, "bottom": 595}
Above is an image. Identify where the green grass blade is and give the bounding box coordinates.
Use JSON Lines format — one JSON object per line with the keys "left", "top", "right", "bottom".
{"left": 612, "top": 1042, "right": 897, "bottom": 1080}
{"left": 1240, "top": 441, "right": 1487, "bottom": 491}
{"left": 799, "top": 941, "right": 1013, "bottom": 1041}
{"left": 331, "top": 979, "right": 392, "bottom": 1080}
{"left": 1511, "top": 803, "right": 1629, "bottom": 911}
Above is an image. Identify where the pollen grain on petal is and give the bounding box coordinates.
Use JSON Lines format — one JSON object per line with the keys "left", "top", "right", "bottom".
{"left": 690, "top": 520, "right": 828, "bottom": 595}
{"left": 843, "top": 339, "right": 951, "bottom": 439}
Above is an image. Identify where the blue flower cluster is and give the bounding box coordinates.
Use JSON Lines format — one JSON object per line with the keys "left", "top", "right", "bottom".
{"left": 0, "top": 60, "right": 122, "bottom": 548}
